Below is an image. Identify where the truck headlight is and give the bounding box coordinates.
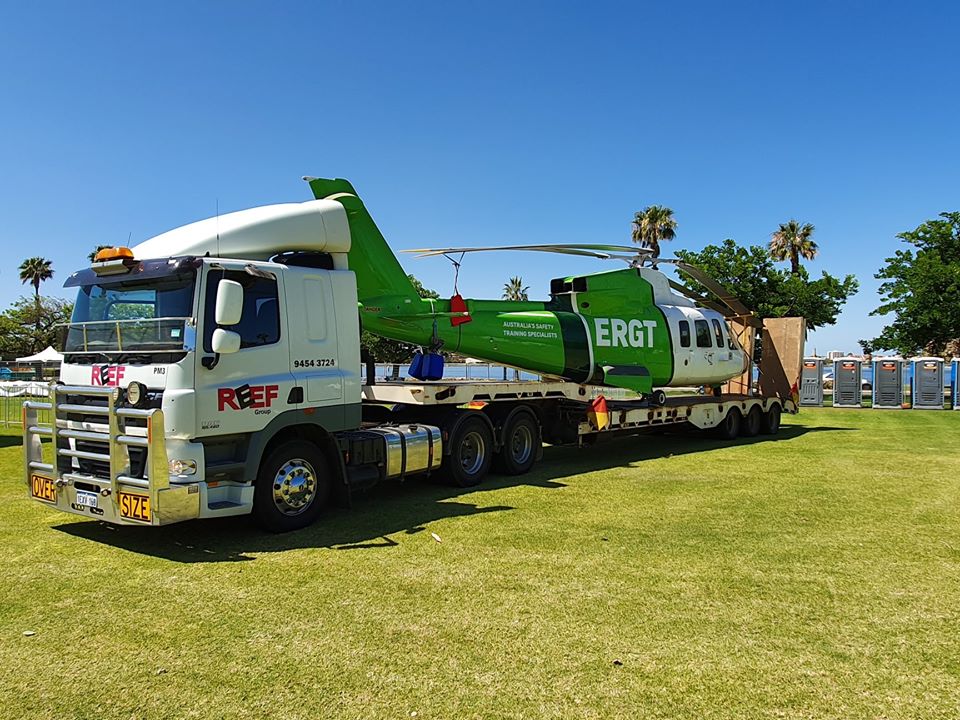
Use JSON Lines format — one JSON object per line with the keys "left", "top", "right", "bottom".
{"left": 126, "top": 381, "right": 147, "bottom": 407}
{"left": 169, "top": 459, "right": 197, "bottom": 476}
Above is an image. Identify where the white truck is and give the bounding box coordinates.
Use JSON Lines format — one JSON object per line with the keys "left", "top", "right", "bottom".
{"left": 23, "top": 184, "right": 793, "bottom": 531}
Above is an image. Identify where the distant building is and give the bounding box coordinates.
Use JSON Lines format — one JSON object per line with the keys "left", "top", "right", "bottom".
{"left": 826, "top": 350, "right": 845, "bottom": 360}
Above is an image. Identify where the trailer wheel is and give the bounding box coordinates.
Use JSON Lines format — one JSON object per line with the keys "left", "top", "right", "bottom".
{"left": 714, "top": 408, "right": 742, "bottom": 440}
{"left": 761, "top": 404, "right": 782, "bottom": 435}
{"left": 252, "top": 440, "right": 330, "bottom": 532}
{"left": 742, "top": 406, "right": 762, "bottom": 437}
{"left": 443, "top": 416, "right": 493, "bottom": 487}
{"left": 494, "top": 412, "right": 540, "bottom": 476}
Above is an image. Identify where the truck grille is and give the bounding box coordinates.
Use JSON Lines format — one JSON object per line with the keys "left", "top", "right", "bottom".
{"left": 75, "top": 440, "right": 147, "bottom": 479}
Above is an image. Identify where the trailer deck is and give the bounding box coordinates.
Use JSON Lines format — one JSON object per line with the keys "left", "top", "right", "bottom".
{"left": 363, "top": 379, "right": 795, "bottom": 437}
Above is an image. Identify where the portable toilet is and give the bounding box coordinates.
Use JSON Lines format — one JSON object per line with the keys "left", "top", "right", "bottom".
{"left": 832, "top": 357, "right": 862, "bottom": 408}
{"left": 800, "top": 357, "right": 824, "bottom": 406}
{"left": 911, "top": 357, "right": 945, "bottom": 409}
{"left": 872, "top": 357, "right": 904, "bottom": 409}
{"left": 953, "top": 358, "right": 960, "bottom": 410}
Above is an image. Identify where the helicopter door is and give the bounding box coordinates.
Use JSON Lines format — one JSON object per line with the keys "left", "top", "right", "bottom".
{"left": 692, "top": 318, "right": 717, "bottom": 383}
{"left": 675, "top": 318, "right": 694, "bottom": 381}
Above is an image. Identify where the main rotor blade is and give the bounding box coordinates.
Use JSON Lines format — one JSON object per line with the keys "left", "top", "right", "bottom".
{"left": 659, "top": 259, "right": 754, "bottom": 317}
{"left": 667, "top": 279, "right": 733, "bottom": 317}
{"left": 404, "top": 243, "right": 651, "bottom": 260}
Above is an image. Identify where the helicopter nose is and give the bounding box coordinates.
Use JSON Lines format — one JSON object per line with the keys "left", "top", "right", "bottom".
{"left": 741, "top": 351, "right": 750, "bottom": 374}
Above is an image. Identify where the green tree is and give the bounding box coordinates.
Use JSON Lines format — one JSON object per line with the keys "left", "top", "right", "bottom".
{"left": 676, "top": 239, "right": 858, "bottom": 331}
{"left": 88, "top": 245, "right": 111, "bottom": 262}
{"left": 502, "top": 276, "right": 529, "bottom": 301}
{"left": 361, "top": 274, "right": 440, "bottom": 363}
{"left": 769, "top": 220, "right": 818, "bottom": 275}
{"left": 0, "top": 296, "right": 74, "bottom": 358}
{"left": 632, "top": 205, "right": 677, "bottom": 259}
{"left": 866, "top": 212, "right": 960, "bottom": 356}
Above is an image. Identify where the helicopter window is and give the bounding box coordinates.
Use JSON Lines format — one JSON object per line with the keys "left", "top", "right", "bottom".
{"left": 695, "top": 320, "right": 711, "bottom": 348}
{"left": 679, "top": 321, "right": 691, "bottom": 347}
{"left": 712, "top": 319, "right": 724, "bottom": 348}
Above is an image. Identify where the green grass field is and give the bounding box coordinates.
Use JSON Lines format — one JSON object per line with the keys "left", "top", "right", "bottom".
{"left": 2, "top": 409, "right": 959, "bottom": 719}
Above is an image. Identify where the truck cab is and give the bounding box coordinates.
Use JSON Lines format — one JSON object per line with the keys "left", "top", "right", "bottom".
{"left": 23, "top": 199, "right": 421, "bottom": 530}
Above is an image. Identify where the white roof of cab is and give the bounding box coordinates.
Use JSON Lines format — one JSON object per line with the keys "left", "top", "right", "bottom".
{"left": 132, "top": 199, "right": 350, "bottom": 261}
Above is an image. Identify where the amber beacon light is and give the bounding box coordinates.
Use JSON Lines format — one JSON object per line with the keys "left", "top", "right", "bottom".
{"left": 94, "top": 246, "right": 135, "bottom": 262}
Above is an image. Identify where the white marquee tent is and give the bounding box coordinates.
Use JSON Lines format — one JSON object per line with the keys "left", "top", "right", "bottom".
{"left": 16, "top": 346, "right": 64, "bottom": 363}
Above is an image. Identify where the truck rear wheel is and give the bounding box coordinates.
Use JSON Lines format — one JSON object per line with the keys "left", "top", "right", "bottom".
{"left": 742, "top": 406, "right": 762, "bottom": 437}
{"left": 253, "top": 440, "right": 330, "bottom": 532}
{"left": 443, "top": 415, "right": 493, "bottom": 487}
{"left": 761, "top": 404, "right": 782, "bottom": 435}
{"left": 714, "top": 408, "right": 741, "bottom": 440}
{"left": 494, "top": 412, "right": 540, "bottom": 476}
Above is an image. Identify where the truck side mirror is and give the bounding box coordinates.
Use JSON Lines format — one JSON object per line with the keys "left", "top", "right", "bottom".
{"left": 215, "top": 279, "right": 244, "bottom": 326}
{"left": 211, "top": 328, "right": 241, "bottom": 354}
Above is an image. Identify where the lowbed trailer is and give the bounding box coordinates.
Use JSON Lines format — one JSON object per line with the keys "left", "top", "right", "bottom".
{"left": 362, "top": 378, "right": 792, "bottom": 450}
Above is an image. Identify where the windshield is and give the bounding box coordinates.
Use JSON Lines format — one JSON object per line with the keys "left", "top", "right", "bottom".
{"left": 65, "top": 274, "right": 195, "bottom": 353}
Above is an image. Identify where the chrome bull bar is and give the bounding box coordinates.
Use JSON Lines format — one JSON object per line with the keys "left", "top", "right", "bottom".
{"left": 22, "top": 383, "right": 185, "bottom": 525}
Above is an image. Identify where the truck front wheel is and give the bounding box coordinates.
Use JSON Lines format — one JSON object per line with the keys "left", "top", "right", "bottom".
{"left": 443, "top": 416, "right": 493, "bottom": 488}
{"left": 253, "top": 440, "right": 330, "bottom": 532}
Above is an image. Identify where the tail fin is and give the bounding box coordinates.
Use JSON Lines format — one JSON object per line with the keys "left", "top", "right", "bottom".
{"left": 306, "top": 178, "right": 419, "bottom": 302}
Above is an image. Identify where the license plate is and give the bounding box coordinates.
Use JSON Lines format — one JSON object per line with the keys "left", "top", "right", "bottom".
{"left": 75, "top": 490, "right": 99, "bottom": 509}
{"left": 118, "top": 492, "right": 151, "bottom": 523}
{"left": 30, "top": 474, "right": 57, "bottom": 503}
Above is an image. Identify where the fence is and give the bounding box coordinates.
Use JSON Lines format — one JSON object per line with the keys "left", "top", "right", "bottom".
{"left": 371, "top": 362, "right": 539, "bottom": 382}
{"left": 0, "top": 360, "right": 58, "bottom": 382}
{"left": 0, "top": 381, "right": 51, "bottom": 427}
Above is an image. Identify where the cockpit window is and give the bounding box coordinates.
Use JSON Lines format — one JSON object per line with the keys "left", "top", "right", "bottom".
{"left": 679, "top": 320, "right": 691, "bottom": 348}
{"left": 711, "top": 319, "right": 724, "bottom": 348}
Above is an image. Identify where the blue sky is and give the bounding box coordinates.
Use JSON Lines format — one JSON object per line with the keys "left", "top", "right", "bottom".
{"left": 1, "top": 1, "right": 958, "bottom": 354}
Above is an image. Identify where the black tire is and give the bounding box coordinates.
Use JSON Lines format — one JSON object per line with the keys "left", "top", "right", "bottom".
{"left": 442, "top": 415, "right": 493, "bottom": 487}
{"left": 252, "top": 440, "right": 330, "bottom": 532}
{"left": 742, "top": 406, "right": 762, "bottom": 437}
{"left": 761, "top": 404, "right": 782, "bottom": 435}
{"left": 714, "top": 408, "right": 742, "bottom": 440}
{"left": 650, "top": 389, "right": 667, "bottom": 407}
{"left": 494, "top": 412, "right": 540, "bottom": 476}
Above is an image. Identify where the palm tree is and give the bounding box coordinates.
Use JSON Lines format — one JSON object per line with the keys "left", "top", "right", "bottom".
{"left": 19, "top": 257, "right": 54, "bottom": 341}
{"left": 88, "top": 245, "right": 111, "bottom": 262}
{"left": 632, "top": 205, "right": 677, "bottom": 260}
{"left": 769, "top": 220, "right": 817, "bottom": 274}
{"left": 19, "top": 257, "right": 54, "bottom": 302}
{"left": 502, "top": 276, "right": 529, "bottom": 302}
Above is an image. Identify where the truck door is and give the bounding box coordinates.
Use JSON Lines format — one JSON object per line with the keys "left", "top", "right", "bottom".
{"left": 284, "top": 271, "right": 345, "bottom": 405}
{"left": 195, "top": 267, "right": 297, "bottom": 435}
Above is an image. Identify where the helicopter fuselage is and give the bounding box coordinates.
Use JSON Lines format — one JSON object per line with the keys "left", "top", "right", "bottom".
{"left": 363, "top": 266, "right": 749, "bottom": 394}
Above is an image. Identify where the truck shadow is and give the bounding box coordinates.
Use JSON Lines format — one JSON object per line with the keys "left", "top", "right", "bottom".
{"left": 52, "top": 422, "right": 851, "bottom": 563}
